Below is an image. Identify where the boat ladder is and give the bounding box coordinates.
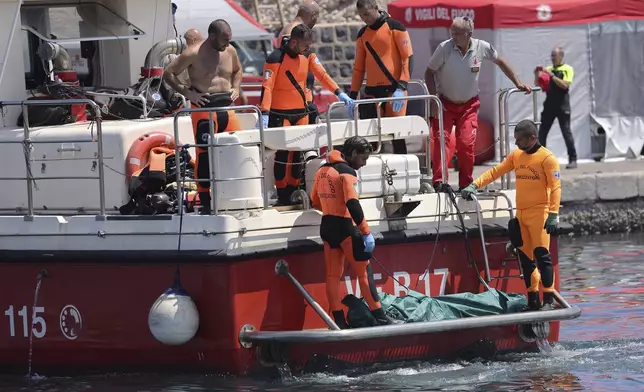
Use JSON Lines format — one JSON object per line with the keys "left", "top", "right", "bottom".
{"left": 470, "top": 191, "right": 522, "bottom": 282}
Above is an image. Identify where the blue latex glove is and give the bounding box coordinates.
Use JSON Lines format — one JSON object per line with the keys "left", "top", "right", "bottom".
{"left": 544, "top": 212, "right": 559, "bottom": 235}
{"left": 257, "top": 114, "right": 269, "bottom": 129}
{"left": 392, "top": 89, "right": 405, "bottom": 113}
{"left": 363, "top": 232, "right": 375, "bottom": 253}
{"left": 460, "top": 183, "right": 478, "bottom": 200}
{"left": 337, "top": 92, "right": 355, "bottom": 119}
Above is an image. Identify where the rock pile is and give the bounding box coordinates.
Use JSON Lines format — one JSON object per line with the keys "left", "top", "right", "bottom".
{"left": 235, "top": 0, "right": 399, "bottom": 82}
{"left": 235, "top": 0, "right": 394, "bottom": 27}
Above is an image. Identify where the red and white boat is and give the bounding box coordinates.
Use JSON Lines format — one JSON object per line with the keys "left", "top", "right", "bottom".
{"left": 0, "top": 0, "right": 579, "bottom": 376}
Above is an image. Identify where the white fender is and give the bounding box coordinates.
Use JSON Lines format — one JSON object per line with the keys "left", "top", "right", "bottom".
{"left": 148, "top": 287, "right": 200, "bottom": 345}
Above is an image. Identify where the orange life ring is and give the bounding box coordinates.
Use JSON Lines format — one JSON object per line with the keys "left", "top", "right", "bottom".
{"left": 125, "top": 132, "right": 177, "bottom": 182}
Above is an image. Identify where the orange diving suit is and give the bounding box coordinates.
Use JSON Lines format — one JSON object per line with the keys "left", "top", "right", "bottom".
{"left": 350, "top": 11, "right": 413, "bottom": 153}
{"left": 260, "top": 40, "right": 343, "bottom": 205}
{"left": 310, "top": 149, "right": 395, "bottom": 328}
{"left": 472, "top": 144, "right": 561, "bottom": 309}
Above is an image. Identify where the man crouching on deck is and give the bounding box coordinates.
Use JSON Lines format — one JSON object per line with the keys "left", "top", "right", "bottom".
{"left": 163, "top": 19, "right": 242, "bottom": 215}
{"left": 311, "top": 136, "right": 397, "bottom": 328}
{"left": 461, "top": 120, "right": 561, "bottom": 311}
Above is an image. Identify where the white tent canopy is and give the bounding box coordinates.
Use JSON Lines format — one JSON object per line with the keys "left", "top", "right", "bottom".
{"left": 172, "top": 0, "right": 274, "bottom": 42}
{"left": 389, "top": 0, "right": 644, "bottom": 162}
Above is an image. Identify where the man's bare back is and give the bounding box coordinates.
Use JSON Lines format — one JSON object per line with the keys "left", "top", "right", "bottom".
{"left": 163, "top": 20, "right": 242, "bottom": 107}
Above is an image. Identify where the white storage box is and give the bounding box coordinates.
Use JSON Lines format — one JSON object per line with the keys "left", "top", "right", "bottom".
{"left": 305, "top": 153, "right": 421, "bottom": 198}
{"left": 212, "top": 133, "right": 264, "bottom": 211}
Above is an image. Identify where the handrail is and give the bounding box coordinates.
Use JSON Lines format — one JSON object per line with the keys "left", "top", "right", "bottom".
{"left": 470, "top": 192, "right": 515, "bottom": 282}
{"left": 172, "top": 105, "right": 265, "bottom": 215}
{"left": 354, "top": 80, "right": 431, "bottom": 170}
{"left": 85, "top": 91, "right": 148, "bottom": 118}
{"left": 498, "top": 87, "right": 541, "bottom": 189}
{"left": 0, "top": 99, "right": 106, "bottom": 219}
{"left": 325, "top": 93, "right": 447, "bottom": 183}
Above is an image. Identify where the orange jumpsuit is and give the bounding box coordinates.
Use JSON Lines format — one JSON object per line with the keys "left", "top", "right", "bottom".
{"left": 350, "top": 12, "right": 413, "bottom": 153}
{"left": 311, "top": 150, "right": 382, "bottom": 324}
{"left": 473, "top": 145, "right": 561, "bottom": 295}
{"left": 278, "top": 34, "right": 316, "bottom": 108}
{"left": 261, "top": 42, "right": 342, "bottom": 204}
{"left": 189, "top": 90, "right": 241, "bottom": 211}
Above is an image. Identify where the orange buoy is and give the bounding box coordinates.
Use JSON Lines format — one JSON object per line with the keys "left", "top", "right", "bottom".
{"left": 125, "top": 132, "right": 176, "bottom": 182}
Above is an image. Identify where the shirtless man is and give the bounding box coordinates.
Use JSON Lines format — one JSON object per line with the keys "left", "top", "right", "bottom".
{"left": 279, "top": 0, "right": 320, "bottom": 37}
{"left": 164, "top": 19, "right": 243, "bottom": 215}
{"left": 183, "top": 28, "right": 204, "bottom": 46}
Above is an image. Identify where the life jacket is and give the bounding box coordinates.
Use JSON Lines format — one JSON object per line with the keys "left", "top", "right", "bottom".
{"left": 119, "top": 146, "right": 197, "bottom": 215}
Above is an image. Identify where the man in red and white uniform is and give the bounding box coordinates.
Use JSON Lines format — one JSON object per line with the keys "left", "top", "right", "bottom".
{"left": 424, "top": 17, "right": 531, "bottom": 192}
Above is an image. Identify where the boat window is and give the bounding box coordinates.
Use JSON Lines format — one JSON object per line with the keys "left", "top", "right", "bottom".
{"left": 21, "top": 2, "right": 145, "bottom": 44}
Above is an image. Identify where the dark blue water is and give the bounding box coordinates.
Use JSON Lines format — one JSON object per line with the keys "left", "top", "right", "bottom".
{"left": 2, "top": 233, "right": 644, "bottom": 391}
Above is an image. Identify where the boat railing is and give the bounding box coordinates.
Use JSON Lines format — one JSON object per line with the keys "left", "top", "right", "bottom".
{"left": 497, "top": 87, "right": 542, "bottom": 189}
{"left": 325, "top": 92, "right": 447, "bottom": 183}
{"left": 171, "top": 105, "right": 267, "bottom": 215}
{"left": 354, "top": 79, "right": 432, "bottom": 171}
{"left": 0, "top": 99, "right": 106, "bottom": 220}
{"left": 470, "top": 192, "right": 515, "bottom": 282}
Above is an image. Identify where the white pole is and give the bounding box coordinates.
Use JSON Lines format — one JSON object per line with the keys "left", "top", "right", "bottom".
{"left": 0, "top": 0, "right": 24, "bottom": 89}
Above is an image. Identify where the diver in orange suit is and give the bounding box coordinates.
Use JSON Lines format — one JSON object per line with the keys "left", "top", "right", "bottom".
{"left": 163, "top": 19, "right": 243, "bottom": 214}
{"left": 350, "top": 0, "right": 413, "bottom": 153}
{"left": 310, "top": 136, "right": 397, "bottom": 328}
{"left": 278, "top": 0, "right": 321, "bottom": 124}
{"left": 461, "top": 120, "right": 561, "bottom": 311}
{"left": 260, "top": 24, "right": 354, "bottom": 205}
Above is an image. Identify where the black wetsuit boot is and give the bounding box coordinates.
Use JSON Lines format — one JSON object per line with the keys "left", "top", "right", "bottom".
{"left": 540, "top": 292, "right": 556, "bottom": 311}
{"left": 332, "top": 310, "right": 350, "bottom": 329}
{"left": 198, "top": 192, "right": 211, "bottom": 215}
{"left": 525, "top": 291, "right": 542, "bottom": 311}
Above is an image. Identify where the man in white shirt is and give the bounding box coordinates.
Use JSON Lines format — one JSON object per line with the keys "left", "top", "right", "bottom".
{"left": 424, "top": 17, "right": 531, "bottom": 192}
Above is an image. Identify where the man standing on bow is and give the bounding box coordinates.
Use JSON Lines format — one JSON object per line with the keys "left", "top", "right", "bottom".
{"left": 462, "top": 120, "right": 561, "bottom": 311}
{"left": 350, "top": 0, "right": 413, "bottom": 154}
{"left": 535, "top": 47, "right": 577, "bottom": 169}
{"left": 425, "top": 16, "right": 531, "bottom": 192}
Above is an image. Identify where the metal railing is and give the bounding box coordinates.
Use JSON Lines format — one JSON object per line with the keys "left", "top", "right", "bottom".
{"left": 0, "top": 99, "right": 106, "bottom": 219}
{"left": 172, "top": 105, "right": 266, "bottom": 215}
{"left": 85, "top": 91, "right": 149, "bottom": 118}
{"left": 498, "top": 87, "right": 542, "bottom": 189}
{"left": 325, "top": 93, "right": 447, "bottom": 183}
{"left": 352, "top": 79, "right": 432, "bottom": 171}
{"left": 470, "top": 192, "right": 515, "bottom": 282}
